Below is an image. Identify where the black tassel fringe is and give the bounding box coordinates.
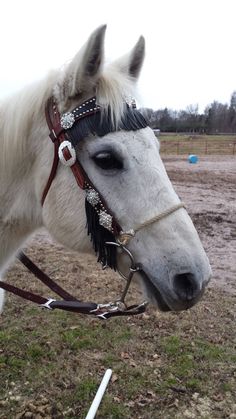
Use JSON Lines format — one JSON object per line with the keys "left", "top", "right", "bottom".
{"left": 85, "top": 200, "right": 117, "bottom": 270}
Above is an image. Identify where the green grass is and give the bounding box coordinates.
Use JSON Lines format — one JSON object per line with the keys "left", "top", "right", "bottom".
{"left": 26, "top": 343, "right": 45, "bottom": 360}
{"left": 97, "top": 394, "right": 130, "bottom": 419}
{"left": 74, "top": 378, "right": 98, "bottom": 402}
{"left": 61, "top": 322, "right": 132, "bottom": 351}
{"left": 156, "top": 333, "right": 236, "bottom": 398}
{"left": 0, "top": 289, "right": 235, "bottom": 419}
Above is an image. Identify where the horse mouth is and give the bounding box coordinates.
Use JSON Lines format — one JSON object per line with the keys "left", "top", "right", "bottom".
{"left": 138, "top": 270, "right": 171, "bottom": 311}
{"left": 138, "top": 269, "right": 205, "bottom": 312}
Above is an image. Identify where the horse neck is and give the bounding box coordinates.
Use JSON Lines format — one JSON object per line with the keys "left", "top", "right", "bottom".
{"left": 0, "top": 79, "right": 53, "bottom": 272}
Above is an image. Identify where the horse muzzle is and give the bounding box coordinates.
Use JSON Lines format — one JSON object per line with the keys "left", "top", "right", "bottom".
{"left": 139, "top": 265, "right": 211, "bottom": 311}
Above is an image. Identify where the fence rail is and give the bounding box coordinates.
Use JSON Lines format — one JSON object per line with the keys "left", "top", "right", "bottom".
{"left": 159, "top": 138, "right": 236, "bottom": 155}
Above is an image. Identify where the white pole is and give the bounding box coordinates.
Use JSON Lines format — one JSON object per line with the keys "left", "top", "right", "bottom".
{"left": 85, "top": 369, "right": 113, "bottom": 419}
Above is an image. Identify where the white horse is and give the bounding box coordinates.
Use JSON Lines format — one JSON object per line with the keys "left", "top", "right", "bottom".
{"left": 0, "top": 25, "right": 211, "bottom": 315}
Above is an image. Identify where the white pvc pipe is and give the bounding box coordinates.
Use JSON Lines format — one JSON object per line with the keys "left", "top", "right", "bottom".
{"left": 85, "top": 369, "right": 112, "bottom": 419}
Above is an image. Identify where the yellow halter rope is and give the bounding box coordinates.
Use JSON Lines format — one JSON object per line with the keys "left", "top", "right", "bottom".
{"left": 118, "top": 202, "right": 186, "bottom": 245}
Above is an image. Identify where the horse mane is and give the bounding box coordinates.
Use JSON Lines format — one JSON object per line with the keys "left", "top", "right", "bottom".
{"left": 0, "top": 71, "right": 57, "bottom": 176}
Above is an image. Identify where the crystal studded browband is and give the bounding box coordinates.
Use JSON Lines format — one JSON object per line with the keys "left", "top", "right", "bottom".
{"left": 60, "top": 96, "right": 137, "bottom": 131}
{"left": 60, "top": 97, "right": 100, "bottom": 130}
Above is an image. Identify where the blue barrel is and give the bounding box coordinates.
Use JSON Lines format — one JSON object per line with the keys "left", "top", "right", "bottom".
{"left": 188, "top": 154, "right": 198, "bottom": 164}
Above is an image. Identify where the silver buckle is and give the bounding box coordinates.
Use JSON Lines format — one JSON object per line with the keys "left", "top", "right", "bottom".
{"left": 58, "top": 141, "right": 76, "bottom": 167}
{"left": 90, "top": 302, "right": 121, "bottom": 319}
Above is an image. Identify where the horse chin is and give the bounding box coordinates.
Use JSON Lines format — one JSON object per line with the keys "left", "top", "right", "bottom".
{"left": 138, "top": 270, "right": 171, "bottom": 312}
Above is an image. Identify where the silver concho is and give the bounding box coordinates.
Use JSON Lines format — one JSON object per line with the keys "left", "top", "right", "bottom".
{"left": 125, "top": 96, "right": 136, "bottom": 109}
{"left": 86, "top": 189, "right": 100, "bottom": 207}
{"left": 99, "top": 211, "right": 113, "bottom": 231}
{"left": 60, "top": 112, "right": 75, "bottom": 129}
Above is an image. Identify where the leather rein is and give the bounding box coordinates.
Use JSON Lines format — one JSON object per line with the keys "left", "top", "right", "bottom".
{"left": 0, "top": 96, "right": 185, "bottom": 319}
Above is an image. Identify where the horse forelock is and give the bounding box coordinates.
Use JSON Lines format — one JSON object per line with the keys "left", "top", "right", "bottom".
{"left": 96, "top": 66, "right": 138, "bottom": 127}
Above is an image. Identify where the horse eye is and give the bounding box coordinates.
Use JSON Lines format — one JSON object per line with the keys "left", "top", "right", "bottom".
{"left": 93, "top": 152, "right": 123, "bottom": 170}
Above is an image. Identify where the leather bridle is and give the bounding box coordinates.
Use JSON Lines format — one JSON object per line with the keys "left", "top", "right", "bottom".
{"left": 0, "top": 96, "right": 185, "bottom": 319}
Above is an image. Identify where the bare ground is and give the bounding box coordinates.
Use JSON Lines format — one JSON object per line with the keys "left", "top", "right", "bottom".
{"left": 0, "top": 155, "right": 235, "bottom": 419}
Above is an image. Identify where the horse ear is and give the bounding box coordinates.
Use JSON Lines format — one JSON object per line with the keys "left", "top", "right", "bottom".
{"left": 113, "top": 36, "right": 145, "bottom": 80}
{"left": 59, "top": 25, "right": 106, "bottom": 99}
{"left": 129, "top": 36, "right": 145, "bottom": 78}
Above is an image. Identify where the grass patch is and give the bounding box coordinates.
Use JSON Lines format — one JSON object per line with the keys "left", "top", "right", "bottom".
{"left": 0, "top": 354, "right": 26, "bottom": 371}
{"left": 1, "top": 274, "right": 235, "bottom": 418}
{"left": 97, "top": 394, "right": 130, "bottom": 419}
{"left": 26, "top": 343, "right": 45, "bottom": 360}
{"left": 74, "top": 378, "right": 98, "bottom": 402}
{"left": 123, "top": 369, "right": 148, "bottom": 398}
{"left": 61, "top": 323, "right": 132, "bottom": 351}
{"left": 194, "top": 339, "right": 225, "bottom": 360}
{"left": 157, "top": 332, "right": 235, "bottom": 398}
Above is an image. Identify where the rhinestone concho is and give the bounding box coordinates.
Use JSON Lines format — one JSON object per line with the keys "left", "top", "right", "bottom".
{"left": 99, "top": 211, "right": 113, "bottom": 232}
{"left": 86, "top": 189, "right": 100, "bottom": 207}
{"left": 60, "top": 112, "right": 75, "bottom": 129}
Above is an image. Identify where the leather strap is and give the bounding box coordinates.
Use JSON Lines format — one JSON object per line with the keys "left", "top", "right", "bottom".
{"left": 42, "top": 98, "right": 87, "bottom": 203}
{"left": 0, "top": 280, "right": 47, "bottom": 306}
{"left": 0, "top": 251, "right": 147, "bottom": 318}
{"left": 18, "top": 252, "right": 76, "bottom": 301}
{"left": 41, "top": 141, "right": 60, "bottom": 205}
{"left": 0, "top": 279, "right": 98, "bottom": 314}
{"left": 0, "top": 276, "right": 146, "bottom": 317}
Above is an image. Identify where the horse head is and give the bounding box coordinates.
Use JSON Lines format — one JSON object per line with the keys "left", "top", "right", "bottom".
{"left": 32, "top": 26, "right": 211, "bottom": 312}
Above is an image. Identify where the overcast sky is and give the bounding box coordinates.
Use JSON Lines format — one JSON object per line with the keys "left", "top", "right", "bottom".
{"left": 1, "top": 0, "right": 236, "bottom": 112}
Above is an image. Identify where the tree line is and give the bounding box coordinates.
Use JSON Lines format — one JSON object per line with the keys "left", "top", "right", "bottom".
{"left": 141, "top": 91, "right": 236, "bottom": 134}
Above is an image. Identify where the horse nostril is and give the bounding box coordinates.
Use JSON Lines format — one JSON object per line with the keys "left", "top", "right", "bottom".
{"left": 173, "top": 273, "right": 199, "bottom": 301}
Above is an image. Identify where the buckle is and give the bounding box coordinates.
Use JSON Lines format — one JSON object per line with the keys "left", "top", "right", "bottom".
{"left": 90, "top": 300, "right": 148, "bottom": 320}
{"left": 40, "top": 298, "right": 56, "bottom": 310}
{"left": 58, "top": 141, "right": 76, "bottom": 167}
